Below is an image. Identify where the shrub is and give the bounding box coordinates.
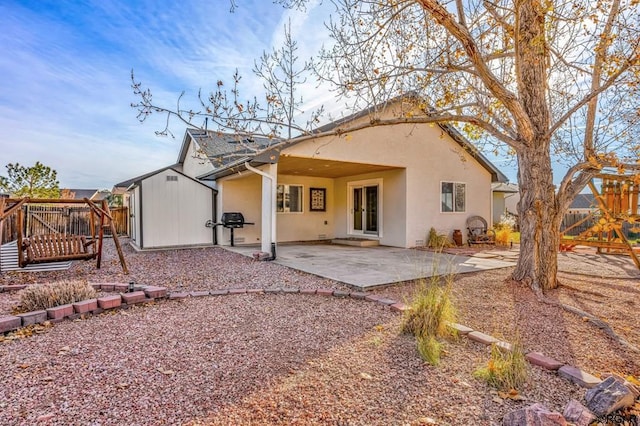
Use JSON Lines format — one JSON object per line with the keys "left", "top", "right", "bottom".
{"left": 416, "top": 334, "right": 442, "bottom": 366}
{"left": 427, "top": 227, "right": 453, "bottom": 250}
{"left": 19, "top": 281, "right": 96, "bottom": 312}
{"left": 474, "top": 340, "right": 528, "bottom": 391}
{"left": 401, "top": 271, "right": 456, "bottom": 365}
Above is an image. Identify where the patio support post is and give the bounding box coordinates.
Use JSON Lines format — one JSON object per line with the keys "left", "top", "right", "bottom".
{"left": 245, "top": 162, "right": 278, "bottom": 255}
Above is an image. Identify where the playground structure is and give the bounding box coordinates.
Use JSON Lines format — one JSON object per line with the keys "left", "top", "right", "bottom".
{"left": 0, "top": 197, "right": 128, "bottom": 274}
{"left": 560, "top": 172, "right": 640, "bottom": 269}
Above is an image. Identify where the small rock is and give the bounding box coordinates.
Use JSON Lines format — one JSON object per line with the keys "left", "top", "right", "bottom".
{"left": 584, "top": 375, "right": 636, "bottom": 417}
{"left": 562, "top": 399, "right": 595, "bottom": 426}
{"left": 359, "top": 372, "right": 373, "bottom": 380}
{"left": 37, "top": 413, "right": 55, "bottom": 422}
{"left": 415, "top": 417, "right": 437, "bottom": 425}
{"left": 502, "top": 403, "right": 567, "bottom": 426}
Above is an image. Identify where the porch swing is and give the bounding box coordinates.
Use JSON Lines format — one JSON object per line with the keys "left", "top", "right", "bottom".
{"left": 0, "top": 197, "right": 129, "bottom": 273}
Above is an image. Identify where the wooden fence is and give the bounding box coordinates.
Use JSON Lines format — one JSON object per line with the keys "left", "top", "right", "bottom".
{"left": 561, "top": 212, "right": 638, "bottom": 239}
{"left": 1, "top": 206, "right": 128, "bottom": 245}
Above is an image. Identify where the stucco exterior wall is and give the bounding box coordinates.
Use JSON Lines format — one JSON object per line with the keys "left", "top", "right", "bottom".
{"left": 217, "top": 172, "right": 337, "bottom": 245}
{"left": 216, "top": 173, "right": 262, "bottom": 245}
{"left": 282, "top": 122, "right": 492, "bottom": 247}
{"left": 182, "top": 140, "right": 214, "bottom": 179}
{"left": 139, "top": 169, "right": 214, "bottom": 249}
{"left": 276, "top": 175, "right": 335, "bottom": 242}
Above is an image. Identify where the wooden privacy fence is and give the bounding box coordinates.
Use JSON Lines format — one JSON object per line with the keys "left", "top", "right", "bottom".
{"left": 561, "top": 212, "right": 638, "bottom": 238}
{"left": 1, "top": 205, "right": 128, "bottom": 245}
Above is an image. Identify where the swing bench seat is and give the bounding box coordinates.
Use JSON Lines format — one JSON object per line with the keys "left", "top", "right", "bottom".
{"left": 20, "top": 234, "right": 97, "bottom": 266}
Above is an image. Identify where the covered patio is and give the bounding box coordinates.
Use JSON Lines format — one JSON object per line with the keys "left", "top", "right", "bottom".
{"left": 225, "top": 243, "right": 517, "bottom": 289}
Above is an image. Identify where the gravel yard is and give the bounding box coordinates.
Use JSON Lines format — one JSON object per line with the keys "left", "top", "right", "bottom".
{"left": 0, "top": 239, "right": 638, "bottom": 425}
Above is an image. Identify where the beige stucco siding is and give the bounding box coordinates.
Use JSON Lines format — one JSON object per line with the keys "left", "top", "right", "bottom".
{"left": 282, "top": 122, "right": 492, "bottom": 247}
{"left": 276, "top": 175, "right": 335, "bottom": 242}
{"left": 182, "top": 140, "right": 214, "bottom": 179}
{"left": 140, "top": 169, "right": 214, "bottom": 249}
{"left": 216, "top": 174, "right": 262, "bottom": 245}
{"left": 217, "top": 172, "right": 336, "bottom": 244}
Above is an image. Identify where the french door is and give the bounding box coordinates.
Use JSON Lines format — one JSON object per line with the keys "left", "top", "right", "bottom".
{"left": 349, "top": 180, "right": 381, "bottom": 236}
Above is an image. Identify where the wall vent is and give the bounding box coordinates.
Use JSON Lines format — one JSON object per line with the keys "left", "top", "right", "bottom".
{"left": 233, "top": 237, "right": 245, "bottom": 244}
{"left": 166, "top": 175, "right": 178, "bottom": 182}
{"left": 318, "top": 234, "right": 327, "bottom": 240}
{"left": 415, "top": 239, "right": 425, "bottom": 247}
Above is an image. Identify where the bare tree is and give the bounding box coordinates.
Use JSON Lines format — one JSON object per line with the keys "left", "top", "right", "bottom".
{"left": 314, "top": 0, "right": 640, "bottom": 292}
{"left": 131, "top": 19, "right": 320, "bottom": 153}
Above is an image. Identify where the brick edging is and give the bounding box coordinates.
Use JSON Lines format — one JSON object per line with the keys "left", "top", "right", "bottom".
{"left": 1, "top": 284, "right": 602, "bottom": 389}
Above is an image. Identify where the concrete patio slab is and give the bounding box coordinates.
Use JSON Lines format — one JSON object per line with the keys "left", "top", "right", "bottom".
{"left": 225, "top": 244, "right": 516, "bottom": 290}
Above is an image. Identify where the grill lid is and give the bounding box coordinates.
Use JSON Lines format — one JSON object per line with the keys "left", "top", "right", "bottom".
{"left": 221, "top": 212, "right": 245, "bottom": 224}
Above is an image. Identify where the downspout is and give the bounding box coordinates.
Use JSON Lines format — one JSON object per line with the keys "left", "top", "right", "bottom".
{"left": 244, "top": 162, "right": 277, "bottom": 260}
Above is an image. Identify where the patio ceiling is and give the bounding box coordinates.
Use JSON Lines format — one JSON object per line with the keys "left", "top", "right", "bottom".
{"left": 277, "top": 155, "right": 400, "bottom": 178}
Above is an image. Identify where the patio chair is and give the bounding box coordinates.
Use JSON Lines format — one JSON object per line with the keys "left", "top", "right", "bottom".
{"left": 466, "top": 216, "right": 495, "bottom": 246}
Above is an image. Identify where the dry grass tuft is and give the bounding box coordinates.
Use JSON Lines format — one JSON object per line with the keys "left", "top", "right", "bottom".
{"left": 19, "top": 281, "right": 96, "bottom": 312}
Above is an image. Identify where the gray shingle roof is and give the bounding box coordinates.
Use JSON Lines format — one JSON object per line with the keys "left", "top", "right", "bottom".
{"left": 182, "top": 129, "right": 272, "bottom": 170}
{"left": 569, "top": 194, "right": 597, "bottom": 210}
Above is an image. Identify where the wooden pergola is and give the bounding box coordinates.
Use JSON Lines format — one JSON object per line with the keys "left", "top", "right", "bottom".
{"left": 560, "top": 172, "right": 640, "bottom": 269}
{"left": 0, "top": 197, "right": 128, "bottom": 273}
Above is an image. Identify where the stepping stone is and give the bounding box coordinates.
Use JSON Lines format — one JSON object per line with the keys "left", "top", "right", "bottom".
{"left": 333, "top": 290, "right": 350, "bottom": 298}
{"left": 189, "top": 291, "right": 210, "bottom": 297}
{"left": 317, "top": 289, "right": 334, "bottom": 296}
{"left": 300, "top": 289, "right": 316, "bottom": 295}
{"left": 558, "top": 365, "right": 602, "bottom": 388}
{"left": 209, "top": 289, "right": 229, "bottom": 296}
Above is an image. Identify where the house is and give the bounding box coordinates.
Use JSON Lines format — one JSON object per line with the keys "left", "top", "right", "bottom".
{"left": 567, "top": 193, "right": 597, "bottom": 214}
{"left": 60, "top": 188, "right": 110, "bottom": 201}
{"left": 113, "top": 130, "right": 272, "bottom": 250}
{"left": 119, "top": 98, "right": 507, "bottom": 251}
{"left": 491, "top": 182, "right": 519, "bottom": 225}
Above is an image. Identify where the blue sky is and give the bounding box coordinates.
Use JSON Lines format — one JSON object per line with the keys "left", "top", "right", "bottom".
{"left": 0, "top": 0, "right": 518, "bottom": 190}
{"left": 0, "top": 0, "right": 334, "bottom": 189}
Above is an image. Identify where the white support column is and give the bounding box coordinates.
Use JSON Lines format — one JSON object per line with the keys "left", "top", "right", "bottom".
{"left": 245, "top": 162, "right": 278, "bottom": 254}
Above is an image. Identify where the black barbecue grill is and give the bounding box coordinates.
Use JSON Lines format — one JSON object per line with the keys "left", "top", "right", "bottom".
{"left": 206, "top": 212, "right": 254, "bottom": 246}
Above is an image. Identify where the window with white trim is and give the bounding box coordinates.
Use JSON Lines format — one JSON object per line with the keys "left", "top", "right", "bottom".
{"left": 277, "top": 184, "right": 303, "bottom": 213}
{"left": 441, "top": 182, "right": 466, "bottom": 212}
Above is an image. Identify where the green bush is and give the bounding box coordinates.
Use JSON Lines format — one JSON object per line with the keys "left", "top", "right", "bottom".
{"left": 474, "top": 341, "right": 528, "bottom": 391}
{"left": 19, "top": 281, "right": 96, "bottom": 312}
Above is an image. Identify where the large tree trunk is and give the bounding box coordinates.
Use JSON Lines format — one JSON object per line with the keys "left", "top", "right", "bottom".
{"left": 513, "top": 145, "right": 563, "bottom": 293}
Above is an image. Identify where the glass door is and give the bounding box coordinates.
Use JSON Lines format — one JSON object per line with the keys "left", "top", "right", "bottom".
{"left": 350, "top": 184, "right": 379, "bottom": 235}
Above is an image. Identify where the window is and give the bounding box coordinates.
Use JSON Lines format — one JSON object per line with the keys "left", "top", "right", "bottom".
{"left": 277, "top": 184, "right": 303, "bottom": 213}
{"left": 441, "top": 182, "right": 466, "bottom": 212}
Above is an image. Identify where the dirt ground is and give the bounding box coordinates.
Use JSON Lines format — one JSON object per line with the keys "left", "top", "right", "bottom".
{"left": 0, "top": 240, "right": 638, "bottom": 425}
